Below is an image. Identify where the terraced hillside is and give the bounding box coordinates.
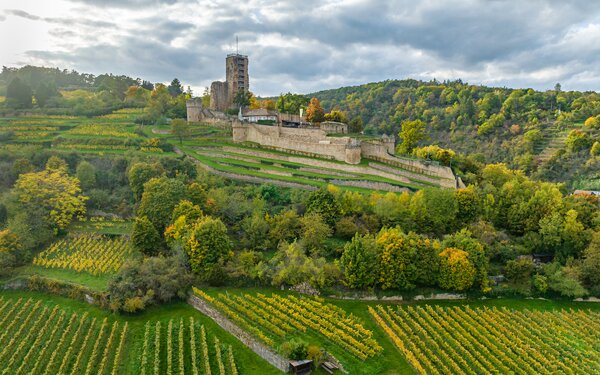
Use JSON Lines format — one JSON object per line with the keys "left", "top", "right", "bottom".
{"left": 174, "top": 123, "right": 456, "bottom": 192}
{"left": 0, "top": 109, "right": 175, "bottom": 156}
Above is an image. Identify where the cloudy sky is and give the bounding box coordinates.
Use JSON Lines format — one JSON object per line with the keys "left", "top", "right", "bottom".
{"left": 1, "top": 0, "right": 599, "bottom": 96}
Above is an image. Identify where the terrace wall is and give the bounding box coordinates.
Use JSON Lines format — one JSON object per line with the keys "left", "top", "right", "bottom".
{"left": 188, "top": 296, "right": 289, "bottom": 372}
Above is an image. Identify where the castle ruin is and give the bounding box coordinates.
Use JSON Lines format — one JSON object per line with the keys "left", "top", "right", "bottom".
{"left": 210, "top": 53, "right": 249, "bottom": 111}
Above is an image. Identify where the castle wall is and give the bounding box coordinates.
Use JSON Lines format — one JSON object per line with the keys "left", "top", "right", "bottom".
{"left": 234, "top": 123, "right": 353, "bottom": 162}
{"left": 210, "top": 81, "right": 229, "bottom": 111}
{"left": 231, "top": 123, "right": 457, "bottom": 185}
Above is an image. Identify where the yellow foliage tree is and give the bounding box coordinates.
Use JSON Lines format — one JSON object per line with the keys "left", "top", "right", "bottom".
{"left": 14, "top": 167, "right": 87, "bottom": 231}
{"left": 438, "top": 247, "right": 475, "bottom": 291}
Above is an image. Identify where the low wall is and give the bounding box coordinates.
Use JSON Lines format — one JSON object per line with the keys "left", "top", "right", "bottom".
{"left": 242, "top": 124, "right": 351, "bottom": 162}
{"left": 221, "top": 147, "right": 413, "bottom": 185}
{"left": 188, "top": 296, "right": 289, "bottom": 372}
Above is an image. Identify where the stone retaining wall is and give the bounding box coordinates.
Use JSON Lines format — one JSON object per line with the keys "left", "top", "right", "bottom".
{"left": 194, "top": 157, "right": 318, "bottom": 191}
{"left": 188, "top": 296, "right": 289, "bottom": 372}
{"left": 222, "top": 147, "right": 414, "bottom": 186}
{"left": 330, "top": 179, "right": 409, "bottom": 193}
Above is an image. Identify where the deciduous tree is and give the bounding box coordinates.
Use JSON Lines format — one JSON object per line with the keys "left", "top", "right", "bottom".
{"left": 306, "top": 97, "right": 325, "bottom": 123}
{"left": 397, "top": 119, "right": 428, "bottom": 154}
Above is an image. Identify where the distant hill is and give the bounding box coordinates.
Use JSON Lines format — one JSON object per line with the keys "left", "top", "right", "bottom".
{"left": 310, "top": 79, "right": 600, "bottom": 188}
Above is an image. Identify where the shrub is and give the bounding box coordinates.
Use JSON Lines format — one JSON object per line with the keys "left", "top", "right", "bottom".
{"left": 504, "top": 258, "right": 535, "bottom": 282}
{"left": 280, "top": 338, "right": 308, "bottom": 360}
{"left": 108, "top": 255, "right": 192, "bottom": 313}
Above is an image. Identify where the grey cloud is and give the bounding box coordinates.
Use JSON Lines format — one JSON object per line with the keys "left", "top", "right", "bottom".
{"left": 11, "top": 0, "right": 600, "bottom": 95}
{"left": 66, "top": 0, "right": 181, "bottom": 8}
{"left": 5, "top": 9, "right": 41, "bottom": 20}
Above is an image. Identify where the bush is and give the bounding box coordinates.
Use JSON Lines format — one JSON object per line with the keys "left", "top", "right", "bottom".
{"left": 533, "top": 274, "right": 548, "bottom": 294}
{"left": 280, "top": 338, "right": 308, "bottom": 360}
{"left": 504, "top": 258, "right": 535, "bottom": 282}
{"left": 306, "top": 345, "right": 326, "bottom": 366}
{"left": 107, "top": 255, "right": 192, "bottom": 313}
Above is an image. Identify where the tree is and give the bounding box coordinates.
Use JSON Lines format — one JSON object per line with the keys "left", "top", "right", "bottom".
{"left": 348, "top": 116, "right": 364, "bottom": 133}
{"left": 132, "top": 216, "right": 162, "bottom": 256}
{"left": 108, "top": 255, "right": 192, "bottom": 312}
{"left": 34, "top": 82, "right": 60, "bottom": 107}
{"left": 454, "top": 186, "right": 481, "bottom": 225}
{"left": 438, "top": 247, "right": 476, "bottom": 291}
{"left": 170, "top": 118, "right": 190, "bottom": 144}
{"left": 233, "top": 90, "right": 253, "bottom": 108}
{"left": 591, "top": 141, "right": 600, "bottom": 157}
{"left": 138, "top": 177, "right": 188, "bottom": 231}
{"left": 6, "top": 77, "right": 32, "bottom": 108}
{"left": 267, "top": 209, "right": 302, "bottom": 245}
{"left": 276, "top": 92, "right": 309, "bottom": 114}
{"left": 167, "top": 78, "right": 184, "bottom": 97}
{"left": 341, "top": 234, "right": 378, "bottom": 288}
{"left": 46, "top": 155, "right": 68, "bottom": 172}
{"left": 412, "top": 145, "right": 455, "bottom": 165}
{"left": 397, "top": 119, "right": 428, "bottom": 154}
{"left": 565, "top": 129, "right": 592, "bottom": 152}
{"left": 324, "top": 110, "right": 348, "bottom": 123}
{"left": 579, "top": 231, "right": 600, "bottom": 290}
{"left": 410, "top": 189, "right": 458, "bottom": 235}
{"left": 185, "top": 216, "right": 232, "bottom": 281}
{"left": 141, "top": 80, "right": 154, "bottom": 90}
{"left": 0, "top": 229, "right": 20, "bottom": 273}
{"left": 306, "top": 97, "right": 325, "bottom": 123}
{"left": 269, "top": 241, "right": 338, "bottom": 288}
{"left": 76, "top": 160, "right": 96, "bottom": 191}
{"left": 13, "top": 166, "right": 87, "bottom": 231}
{"left": 240, "top": 212, "right": 270, "bottom": 251}
{"left": 300, "top": 212, "right": 332, "bottom": 255}
{"left": 305, "top": 188, "right": 340, "bottom": 227}
{"left": 442, "top": 229, "right": 488, "bottom": 290}
{"left": 128, "top": 162, "right": 164, "bottom": 200}
{"left": 376, "top": 227, "right": 414, "bottom": 290}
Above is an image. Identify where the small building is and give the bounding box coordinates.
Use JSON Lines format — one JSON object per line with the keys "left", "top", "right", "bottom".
{"left": 242, "top": 108, "right": 278, "bottom": 123}
{"left": 320, "top": 121, "right": 348, "bottom": 134}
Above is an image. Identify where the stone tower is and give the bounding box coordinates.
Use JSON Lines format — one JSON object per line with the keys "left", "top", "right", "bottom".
{"left": 226, "top": 53, "right": 249, "bottom": 96}
{"left": 186, "top": 98, "right": 203, "bottom": 122}
{"left": 209, "top": 53, "right": 249, "bottom": 112}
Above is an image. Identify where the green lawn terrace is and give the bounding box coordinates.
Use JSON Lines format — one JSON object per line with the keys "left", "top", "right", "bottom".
{"left": 177, "top": 136, "right": 442, "bottom": 193}
{"left": 0, "top": 109, "right": 176, "bottom": 156}
{"left": 0, "top": 291, "right": 280, "bottom": 375}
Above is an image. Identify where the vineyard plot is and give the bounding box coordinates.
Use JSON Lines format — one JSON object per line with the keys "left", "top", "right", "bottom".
{"left": 33, "top": 233, "right": 133, "bottom": 275}
{"left": 0, "top": 296, "right": 128, "bottom": 374}
{"left": 193, "top": 288, "right": 382, "bottom": 361}
{"left": 370, "top": 304, "right": 600, "bottom": 375}
{"left": 139, "top": 317, "right": 239, "bottom": 375}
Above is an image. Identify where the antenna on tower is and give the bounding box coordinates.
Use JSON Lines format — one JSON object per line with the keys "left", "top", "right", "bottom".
{"left": 236, "top": 35, "right": 239, "bottom": 55}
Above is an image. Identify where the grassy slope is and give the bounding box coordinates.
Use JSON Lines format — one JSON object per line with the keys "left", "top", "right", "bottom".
{"left": 14, "top": 265, "right": 112, "bottom": 291}
{"left": 0, "top": 290, "right": 283, "bottom": 375}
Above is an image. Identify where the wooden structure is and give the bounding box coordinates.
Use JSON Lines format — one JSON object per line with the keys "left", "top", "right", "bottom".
{"left": 289, "top": 359, "right": 312, "bottom": 375}
{"left": 321, "top": 361, "right": 339, "bottom": 374}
